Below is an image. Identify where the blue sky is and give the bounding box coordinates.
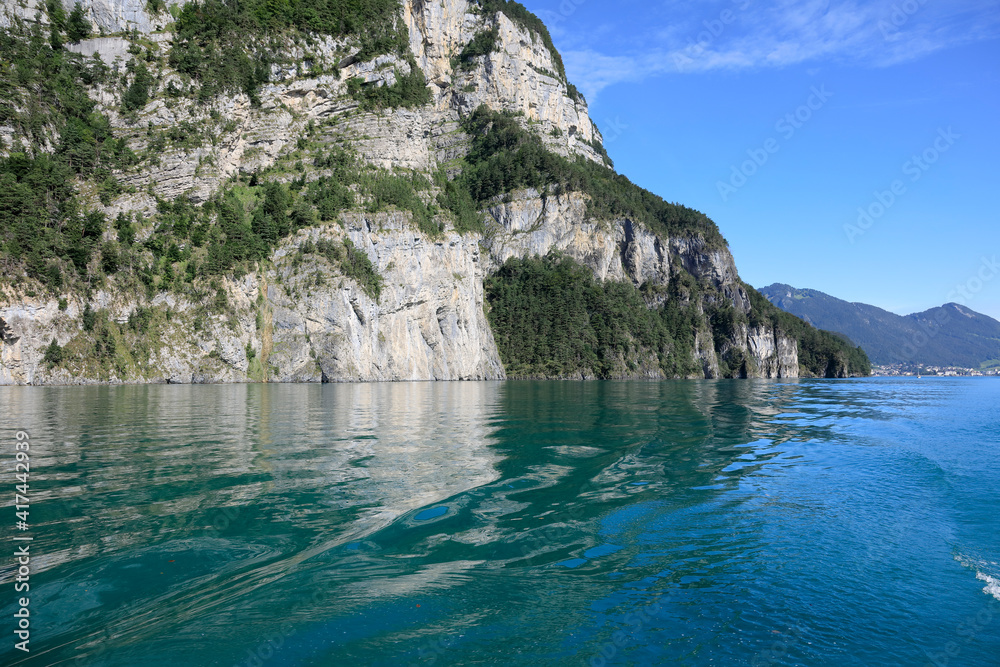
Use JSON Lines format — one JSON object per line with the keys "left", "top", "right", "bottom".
{"left": 520, "top": 0, "right": 1000, "bottom": 320}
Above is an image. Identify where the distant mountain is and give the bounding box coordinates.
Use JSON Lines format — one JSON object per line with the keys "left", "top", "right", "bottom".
{"left": 759, "top": 285, "right": 1000, "bottom": 368}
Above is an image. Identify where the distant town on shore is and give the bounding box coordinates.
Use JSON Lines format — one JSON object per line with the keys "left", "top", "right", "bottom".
{"left": 872, "top": 364, "right": 1000, "bottom": 377}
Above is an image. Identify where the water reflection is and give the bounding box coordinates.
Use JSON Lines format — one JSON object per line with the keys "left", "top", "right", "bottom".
{"left": 0, "top": 379, "right": 995, "bottom": 667}
{"left": 0, "top": 383, "right": 504, "bottom": 665}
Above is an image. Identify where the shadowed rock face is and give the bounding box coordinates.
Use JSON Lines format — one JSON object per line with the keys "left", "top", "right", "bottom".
{"left": 0, "top": 0, "right": 798, "bottom": 384}
{"left": 0, "top": 317, "right": 18, "bottom": 344}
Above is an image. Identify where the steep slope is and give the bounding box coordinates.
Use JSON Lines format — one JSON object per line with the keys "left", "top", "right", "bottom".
{"left": 761, "top": 284, "right": 1000, "bottom": 367}
{"left": 0, "top": 0, "right": 180, "bottom": 33}
{"left": 0, "top": 0, "right": 869, "bottom": 384}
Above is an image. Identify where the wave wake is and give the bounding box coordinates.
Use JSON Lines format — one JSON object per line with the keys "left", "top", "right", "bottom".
{"left": 955, "top": 554, "right": 1000, "bottom": 602}
{"left": 977, "top": 571, "right": 1000, "bottom": 602}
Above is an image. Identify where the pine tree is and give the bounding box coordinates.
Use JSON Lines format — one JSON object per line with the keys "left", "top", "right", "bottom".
{"left": 66, "top": 3, "right": 91, "bottom": 43}
{"left": 122, "top": 61, "right": 154, "bottom": 112}
{"left": 46, "top": 0, "right": 66, "bottom": 31}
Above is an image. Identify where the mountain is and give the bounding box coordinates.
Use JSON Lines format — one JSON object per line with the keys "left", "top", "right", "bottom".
{"left": 760, "top": 284, "right": 1000, "bottom": 368}
{"left": 0, "top": 0, "right": 870, "bottom": 384}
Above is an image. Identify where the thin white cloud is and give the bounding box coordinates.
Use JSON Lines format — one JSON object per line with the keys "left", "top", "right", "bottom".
{"left": 562, "top": 0, "right": 1000, "bottom": 100}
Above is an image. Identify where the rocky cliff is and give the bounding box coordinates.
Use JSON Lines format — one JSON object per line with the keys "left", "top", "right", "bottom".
{"left": 0, "top": 0, "right": 817, "bottom": 384}
{"left": 0, "top": 0, "right": 180, "bottom": 34}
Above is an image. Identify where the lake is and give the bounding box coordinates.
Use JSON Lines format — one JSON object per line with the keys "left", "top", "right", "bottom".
{"left": 1, "top": 379, "right": 998, "bottom": 666}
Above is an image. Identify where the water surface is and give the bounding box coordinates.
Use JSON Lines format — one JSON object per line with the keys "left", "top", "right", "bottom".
{"left": 1, "top": 379, "right": 998, "bottom": 666}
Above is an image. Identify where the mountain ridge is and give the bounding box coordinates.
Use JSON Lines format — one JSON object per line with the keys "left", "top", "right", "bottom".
{"left": 760, "top": 283, "right": 1000, "bottom": 368}
{"left": 0, "top": 0, "right": 870, "bottom": 383}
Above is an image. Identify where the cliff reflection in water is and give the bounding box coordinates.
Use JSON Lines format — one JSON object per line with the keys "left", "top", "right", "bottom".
{"left": 0, "top": 382, "right": 505, "bottom": 664}
{"left": 0, "top": 379, "right": 901, "bottom": 667}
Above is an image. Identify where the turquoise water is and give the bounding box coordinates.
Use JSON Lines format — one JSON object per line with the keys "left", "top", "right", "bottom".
{"left": 1, "top": 379, "right": 998, "bottom": 666}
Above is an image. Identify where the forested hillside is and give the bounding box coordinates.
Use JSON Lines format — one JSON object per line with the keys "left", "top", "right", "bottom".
{"left": 486, "top": 255, "right": 870, "bottom": 379}
{"left": 0, "top": 0, "right": 869, "bottom": 383}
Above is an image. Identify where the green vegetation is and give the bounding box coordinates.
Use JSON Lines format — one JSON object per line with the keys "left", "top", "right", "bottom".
{"left": 566, "top": 82, "right": 583, "bottom": 104}
{"left": 362, "top": 169, "right": 438, "bottom": 235}
{"left": 121, "top": 59, "right": 156, "bottom": 113}
{"left": 449, "top": 107, "right": 725, "bottom": 247}
{"left": 0, "top": 24, "right": 112, "bottom": 145}
{"left": 169, "top": 0, "right": 410, "bottom": 101}
{"left": 486, "top": 253, "right": 703, "bottom": 379}
{"left": 346, "top": 63, "right": 431, "bottom": 110}
{"left": 434, "top": 173, "right": 483, "bottom": 234}
{"left": 1, "top": 127, "right": 398, "bottom": 302}
{"left": 67, "top": 140, "right": 444, "bottom": 298}
{"left": 582, "top": 137, "right": 613, "bottom": 168}
{"left": 202, "top": 186, "right": 290, "bottom": 274}
{"left": 457, "top": 27, "right": 498, "bottom": 69}
{"left": 82, "top": 304, "right": 96, "bottom": 331}
{"left": 168, "top": 1, "right": 269, "bottom": 102}
{"left": 1, "top": 152, "right": 99, "bottom": 289}
{"left": 303, "top": 237, "right": 383, "bottom": 300}
{"left": 45, "top": 0, "right": 66, "bottom": 30}
{"left": 313, "top": 144, "right": 445, "bottom": 234}
{"left": 0, "top": 27, "right": 135, "bottom": 290}
{"left": 339, "top": 239, "right": 382, "bottom": 300}
{"left": 745, "top": 284, "right": 871, "bottom": 377}
{"left": 486, "top": 254, "right": 871, "bottom": 379}
{"left": 45, "top": 0, "right": 65, "bottom": 49}
{"left": 46, "top": 304, "right": 186, "bottom": 380}
{"left": 0, "top": 3, "right": 868, "bottom": 386}
{"left": 43, "top": 338, "right": 64, "bottom": 367}
{"left": 66, "top": 3, "right": 91, "bottom": 43}
{"left": 307, "top": 176, "right": 355, "bottom": 221}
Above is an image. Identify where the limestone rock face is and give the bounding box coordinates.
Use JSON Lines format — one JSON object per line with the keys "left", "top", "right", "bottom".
{"left": 746, "top": 326, "right": 799, "bottom": 379}
{"left": 0, "top": 0, "right": 802, "bottom": 384}
{"left": 406, "top": 0, "right": 603, "bottom": 162}
{"left": 0, "top": 279, "right": 263, "bottom": 385}
{"left": 0, "top": 206, "right": 505, "bottom": 384}
{"left": 405, "top": 0, "right": 478, "bottom": 86}
{"left": 483, "top": 190, "right": 629, "bottom": 281}
{"left": 266, "top": 213, "right": 504, "bottom": 383}
{"left": 64, "top": 36, "right": 131, "bottom": 64}
{"left": 12, "top": 0, "right": 604, "bottom": 204}
{"left": 0, "top": 0, "right": 179, "bottom": 33}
